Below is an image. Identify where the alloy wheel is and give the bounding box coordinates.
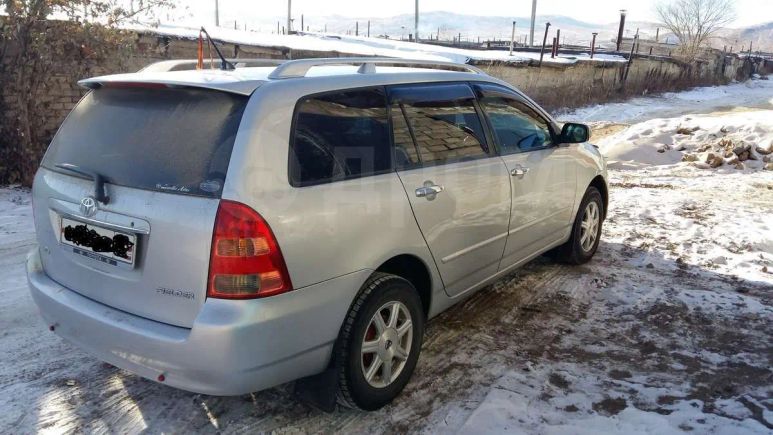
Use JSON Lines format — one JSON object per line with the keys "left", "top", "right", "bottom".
{"left": 360, "top": 301, "right": 413, "bottom": 388}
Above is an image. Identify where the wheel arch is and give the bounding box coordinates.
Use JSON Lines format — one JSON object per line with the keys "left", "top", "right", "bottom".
{"left": 374, "top": 254, "right": 433, "bottom": 318}
{"left": 589, "top": 175, "right": 608, "bottom": 219}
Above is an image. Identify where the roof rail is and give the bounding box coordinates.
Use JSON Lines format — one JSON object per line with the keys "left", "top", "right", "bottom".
{"left": 266, "top": 57, "right": 485, "bottom": 79}
{"left": 139, "top": 58, "right": 284, "bottom": 73}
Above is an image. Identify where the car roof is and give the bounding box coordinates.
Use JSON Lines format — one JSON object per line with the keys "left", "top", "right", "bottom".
{"left": 79, "top": 58, "right": 491, "bottom": 96}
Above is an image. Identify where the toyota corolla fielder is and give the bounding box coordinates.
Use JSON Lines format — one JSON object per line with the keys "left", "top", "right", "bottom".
{"left": 27, "top": 57, "right": 607, "bottom": 411}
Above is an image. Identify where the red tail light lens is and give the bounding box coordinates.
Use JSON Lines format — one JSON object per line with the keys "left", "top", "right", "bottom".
{"left": 207, "top": 200, "right": 292, "bottom": 299}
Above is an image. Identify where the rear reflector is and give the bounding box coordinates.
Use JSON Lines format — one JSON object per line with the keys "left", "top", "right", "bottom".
{"left": 207, "top": 201, "right": 292, "bottom": 299}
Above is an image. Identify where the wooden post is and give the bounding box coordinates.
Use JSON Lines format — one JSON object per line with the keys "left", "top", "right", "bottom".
{"left": 623, "top": 34, "right": 638, "bottom": 84}
{"left": 590, "top": 32, "right": 598, "bottom": 58}
{"left": 551, "top": 37, "right": 557, "bottom": 58}
{"left": 539, "top": 22, "right": 551, "bottom": 67}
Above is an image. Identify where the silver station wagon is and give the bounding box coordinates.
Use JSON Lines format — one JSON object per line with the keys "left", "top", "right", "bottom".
{"left": 27, "top": 57, "right": 607, "bottom": 411}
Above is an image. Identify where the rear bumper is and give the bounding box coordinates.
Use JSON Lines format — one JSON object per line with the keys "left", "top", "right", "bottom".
{"left": 26, "top": 248, "right": 368, "bottom": 396}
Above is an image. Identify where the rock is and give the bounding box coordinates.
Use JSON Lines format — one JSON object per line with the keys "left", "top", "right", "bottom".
{"left": 765, "top": 162, "right": 773, "bottom": 171}
{"left": 646, "top": 263, "right": 655, "bottom": 269}
{"left": 724, "top": 150, "right": 734, "bottom": 158}
{"left": 676, "top": 126, "right": 699, "bottom": 135}
{"left": 726, "top": 156, "right": 739, "bottom": 165}
{"left": 697, "top": 144, "right": 711, "bottom": 152}
{"left": 720, "top": 126, "right": 729, "bottom": 133}
{"left": 735, "top": 162, "right": 744, "bottom": 170}
{"left": 738, "top": 151, "right": 750, "bottom": 162}
{"left": 732, "top": 143, "right": 750, "bottom": 155}
{"left": 705, "top": 153, "right": 723, "bottom": 168}
{"left": 682, "top": 153, "right": 698, "bottom": 162}
{"left": 656, "top": 144, "right": 670, "bottom": 153}
{"left": 674, "top": 144, "right": 686, "bottom": 151}
{"left": 756, "top": 145, "right": 772, "bottom": 155}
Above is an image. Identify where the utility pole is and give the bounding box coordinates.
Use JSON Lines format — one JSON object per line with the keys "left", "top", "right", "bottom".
{"left": 301, "top": 14, "right": 304, "bottom": 32}
{"left": 539, "top": 22, "right": 551, "bottom": 66}
{"left": 356, "top": 21, "right": 359, "bottom": 36}
{"left": 215, "top": 0, "right": 220, "bottom": 26}
{"left": 287, "top": 0, "right": 292, "bottom": 34}
{"left": 591, "top": 32, "right": 598, "bottom": 58}
{"left": 367, "top": 21, "right": 370, "bottom": 37}
{"left": 529, "top": 0, "right": 537, "bottom": 46}
{"left": 415, "top": 0, "right": 419, "bottom": 42}
{"left": 509, "top": 21, "right": 516, "bottom": 55}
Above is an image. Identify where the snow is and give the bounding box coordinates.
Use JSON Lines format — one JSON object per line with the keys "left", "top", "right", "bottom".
{"left": 126, "top": 23, "right": 628, "bottom": 66}
{"left": 1, "top": 79, "right": 772, "bottom": 432}
{"left": 597, "top": 110, "right": 773, "bottom": 170}
{"left": 558, "top": 77, "right": 773, "bottom": 124}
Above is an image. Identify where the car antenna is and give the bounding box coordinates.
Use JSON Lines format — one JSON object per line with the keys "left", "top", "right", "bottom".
{"left": 198, "top": 27, "right": 235, "bottom": 71}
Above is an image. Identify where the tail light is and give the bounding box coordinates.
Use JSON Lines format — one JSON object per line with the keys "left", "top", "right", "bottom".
{"left": 207, "top": 200, "right": 292, "bottom": 299}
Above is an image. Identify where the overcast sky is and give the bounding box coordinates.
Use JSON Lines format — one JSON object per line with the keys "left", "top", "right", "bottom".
{"left": 175, "top": 0, "right": 771, "bottom": 28}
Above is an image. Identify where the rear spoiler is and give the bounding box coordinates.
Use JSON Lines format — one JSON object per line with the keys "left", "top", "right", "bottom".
{"left": 139, "top": 58, "right": 284, "bottom": 73}
{"left": 78, "top": 73, "right": 263, "bottom": 96}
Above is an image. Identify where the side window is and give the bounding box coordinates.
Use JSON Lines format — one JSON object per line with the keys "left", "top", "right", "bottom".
{"left": 477, "top": 88, "right": 554, "bottom": 154}
{"left": 391, "top": 105, "right": 421, "bottom": 169}
{"left": 389, "top": 83, "right": 489, "bottom": 166}
{"left": 289, "top": 88, "right": 390, "bottom": 186}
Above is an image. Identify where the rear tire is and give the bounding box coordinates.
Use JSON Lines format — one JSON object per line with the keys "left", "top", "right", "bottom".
{"left": 553, "top": 187, "right": 604, "bottom": 265}
{"left": 335, "top": 272, "right": 424, "bottom": 411}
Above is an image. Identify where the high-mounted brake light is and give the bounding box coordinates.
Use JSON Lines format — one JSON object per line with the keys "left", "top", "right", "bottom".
{"left": 207, "top": 201, "right": 292, "bottom": 299}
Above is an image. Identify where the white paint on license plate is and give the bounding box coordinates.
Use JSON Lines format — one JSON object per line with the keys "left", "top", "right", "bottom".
{"left": 60, "top": 217, "right": 137, "bottom": 266}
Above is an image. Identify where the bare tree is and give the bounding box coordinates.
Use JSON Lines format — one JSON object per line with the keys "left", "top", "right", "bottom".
{"left": 656, "top": 0, "right": 736, "bottom": 60}
{"left": 0, "top": 0, "right": 174, "bottom": 185}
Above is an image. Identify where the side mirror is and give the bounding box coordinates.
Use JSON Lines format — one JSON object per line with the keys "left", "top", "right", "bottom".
{"left": 559, "top": 122, "right": 590, "bottom": 144}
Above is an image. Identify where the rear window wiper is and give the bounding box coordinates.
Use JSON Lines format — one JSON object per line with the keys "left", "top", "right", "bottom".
{"left": 55, "top": 163, "right": 110, "bottom": 204}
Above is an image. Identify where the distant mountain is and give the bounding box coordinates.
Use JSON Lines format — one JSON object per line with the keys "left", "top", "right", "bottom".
{"left": 212, "top": 11, "right": 771, "bottom": 51}
{"left": 716, "top": 22, "right": 773, "bottom": 52}
{"left": 219, "top": 11, "right": 630, "bottom": 44}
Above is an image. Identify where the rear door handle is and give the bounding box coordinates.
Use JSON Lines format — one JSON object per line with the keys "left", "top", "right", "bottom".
{"left": 415, "top": 182, "right": 444, "bottom": 200}
{"left": 510, "top": 166, "right": 530, "bottom": 177}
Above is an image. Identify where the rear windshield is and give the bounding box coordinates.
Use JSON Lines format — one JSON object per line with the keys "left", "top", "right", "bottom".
{"left": 42, "top": 86, "right": 248, "bottom": 198}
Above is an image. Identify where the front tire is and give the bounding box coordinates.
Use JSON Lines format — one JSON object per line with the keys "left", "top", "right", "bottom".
{"left": 335, "top": 272, "right": 424, "bottom": 411}
{"left": 553, "top": 186, "right": 604, "bottom": 265}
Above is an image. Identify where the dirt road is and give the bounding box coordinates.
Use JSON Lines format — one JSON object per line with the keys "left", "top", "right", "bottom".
{"left": 1, "top": 161, "right": 771, "bottom": 433}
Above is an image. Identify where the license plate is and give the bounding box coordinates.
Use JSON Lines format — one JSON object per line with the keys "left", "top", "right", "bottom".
{"left": 60, "top": 217, "right": 137, "bottom": 266}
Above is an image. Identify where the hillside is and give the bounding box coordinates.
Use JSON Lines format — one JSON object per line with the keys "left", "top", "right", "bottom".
{"left": 212, "top": 11, "right": 770, "bottom": 51}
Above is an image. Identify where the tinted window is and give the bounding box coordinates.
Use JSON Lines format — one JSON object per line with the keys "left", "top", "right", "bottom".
{"left": 389, "top": 84, "right": 489, "bottom": 166}
{"left": 290, "top": 88, "right": 390, "bottom": 186}
{"left": 477, "top": 87, "right": 553, "bottom": 154}
{"left": 42, "top": 87, "right": 247, "bottom": 197}
{"left": 391, "top": 106, "right": 421, "bottom": 169}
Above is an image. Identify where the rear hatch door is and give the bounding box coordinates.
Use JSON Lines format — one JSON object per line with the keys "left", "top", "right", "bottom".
{"left": 33, "top": 85, "right": 248, "bottom": 328}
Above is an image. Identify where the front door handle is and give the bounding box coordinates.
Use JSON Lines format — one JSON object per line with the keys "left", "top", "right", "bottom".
{"left": 510, "top": 166, "right": 530, "bottom": 177}
{"left": 415, "top": 181, "right": 444, "bottom": 200}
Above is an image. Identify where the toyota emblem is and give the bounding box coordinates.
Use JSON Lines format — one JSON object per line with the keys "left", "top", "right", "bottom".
{"left": 80, "top": 196, "right": 97, "bottom": 217}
